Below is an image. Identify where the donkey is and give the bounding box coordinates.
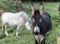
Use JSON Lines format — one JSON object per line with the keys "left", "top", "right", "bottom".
{"left": 31, "top": 3, "right": 52, "bottom": 44}
{"left": 1, "top": 11, "right": 31, "bottom": 37}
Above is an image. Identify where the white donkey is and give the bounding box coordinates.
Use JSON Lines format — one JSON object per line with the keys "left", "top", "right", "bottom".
{"left": 1, "top": 11, "right": 31, "bottom": 37}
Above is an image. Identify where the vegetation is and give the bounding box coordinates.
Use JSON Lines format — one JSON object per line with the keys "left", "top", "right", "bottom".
{"left": 0, "top": 0, "right": 60, "bottom": 44}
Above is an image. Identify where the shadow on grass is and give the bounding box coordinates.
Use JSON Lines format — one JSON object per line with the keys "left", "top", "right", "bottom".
{"left": 8, "top": 26, "right": 17, "bottom": 33}
{"left": 8, "top": 29, "right": 15, "bottom": 33}
{"left": 0, "top": 34, "right": 6, "bottom": 40}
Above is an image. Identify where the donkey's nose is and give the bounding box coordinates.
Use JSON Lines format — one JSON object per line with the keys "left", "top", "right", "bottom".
{"left": 34, "top": 26, "right": 40, "bottom": 33}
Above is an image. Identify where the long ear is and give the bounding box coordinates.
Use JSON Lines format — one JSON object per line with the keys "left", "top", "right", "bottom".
{"left": 39, "top": 2, "right": 44, "bottom": 14}
{"left": 30, "top": 3, "right": 35, "bottom": 15}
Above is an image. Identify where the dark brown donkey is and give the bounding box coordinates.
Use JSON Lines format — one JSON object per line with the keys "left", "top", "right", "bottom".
{"left": 31, "top": 3, "right": 52, "bottom": 44}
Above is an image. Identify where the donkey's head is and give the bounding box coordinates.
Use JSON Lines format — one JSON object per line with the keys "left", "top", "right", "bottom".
{"left": 31, "top": 2, "right": 44, "bottom": 21}
{"left": 31, "top": 3, "right": 44, "bottom": 26}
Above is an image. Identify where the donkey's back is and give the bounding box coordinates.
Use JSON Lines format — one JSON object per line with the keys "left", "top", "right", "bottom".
{"left": 1, "top": 12, "right": 23, "bottom": 25}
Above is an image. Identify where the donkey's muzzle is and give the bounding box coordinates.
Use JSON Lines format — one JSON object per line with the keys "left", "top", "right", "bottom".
{"left": 34, "top": 26, "right": 40, "bottom": 35}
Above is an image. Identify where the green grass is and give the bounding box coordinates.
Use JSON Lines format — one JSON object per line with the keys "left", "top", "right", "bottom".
{"left": 0, "top": 2, "right": 60, "bottom": 44}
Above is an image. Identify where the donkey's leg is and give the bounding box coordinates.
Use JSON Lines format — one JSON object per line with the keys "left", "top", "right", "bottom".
{"left": 34, "top": 35, "right": 40, "bottom": 44}
{"left": 41, "top": 38, "right": 45, "bottom": 44}
{"left": 20, "top": 25, "right": 24, "bottom": 31}
{"left": 2, "top": 24, "right": 8, "bottom": 36}
{"left": 5, "top": 25, "right": 8, "bottom": 36}
{"left": 39, "top": 35, "right": 45, "bottom": 44}
{"left": 35, "top": 39, "right": 39, "bottom": 44}
{"left": 16, "top": 25, "right": 20, "bottom": 37}
{"left": 2, "top": 24, "right": 5, "bottom": 34}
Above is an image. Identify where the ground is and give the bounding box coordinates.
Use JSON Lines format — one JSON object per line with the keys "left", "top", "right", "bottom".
{"left": 0, "top": 1, "right": 60, "bottom": 44}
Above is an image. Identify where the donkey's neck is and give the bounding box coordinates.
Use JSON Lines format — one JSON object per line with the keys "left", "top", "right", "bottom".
{"left": 22, "top": 17, "right": 27, "bottom": 24}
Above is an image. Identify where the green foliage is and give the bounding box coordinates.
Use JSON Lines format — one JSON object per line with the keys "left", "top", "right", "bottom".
{"left": 0, "top": 0, "right": 17, "bottom": 12}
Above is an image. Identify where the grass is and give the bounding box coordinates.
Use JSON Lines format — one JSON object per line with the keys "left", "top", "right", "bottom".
{"left": 0, "top": 2, "right": 60, "bottom": 44}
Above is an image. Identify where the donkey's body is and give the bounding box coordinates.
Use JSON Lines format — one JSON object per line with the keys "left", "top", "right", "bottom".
{"left": 1, "top": 11, "right": 31, "bottom": 36}
{"left": 2, "top": 12, "right": 31, "bottom": 25}
{"left": 40, "top": 11, "right": 52, "bottom": 34}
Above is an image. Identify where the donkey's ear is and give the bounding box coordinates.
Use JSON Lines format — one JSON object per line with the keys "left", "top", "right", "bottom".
{"left": 39, "top": 2, "right": 44, "bottom": 14}
{"left": 30, "top": 3, "right": 35, "bottom": 15}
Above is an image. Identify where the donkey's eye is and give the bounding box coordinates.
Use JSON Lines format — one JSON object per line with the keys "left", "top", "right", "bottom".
{"left": 39, "top": 18, "right": 42, "bottom": 22}
{"left": 32, "top": 18, "right": 35, "bottom": 22}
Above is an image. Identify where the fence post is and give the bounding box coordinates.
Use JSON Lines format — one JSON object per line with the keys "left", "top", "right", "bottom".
{"left": 57, "top": 33, "right": 60, "bottom": 44}
{"left": 0, "top": 9, "right": 5, "bottom": 15}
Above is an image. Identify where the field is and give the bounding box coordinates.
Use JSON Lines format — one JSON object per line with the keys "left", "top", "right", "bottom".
{"left": 0, "top": 1, "right": 60, "bottom": 44}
